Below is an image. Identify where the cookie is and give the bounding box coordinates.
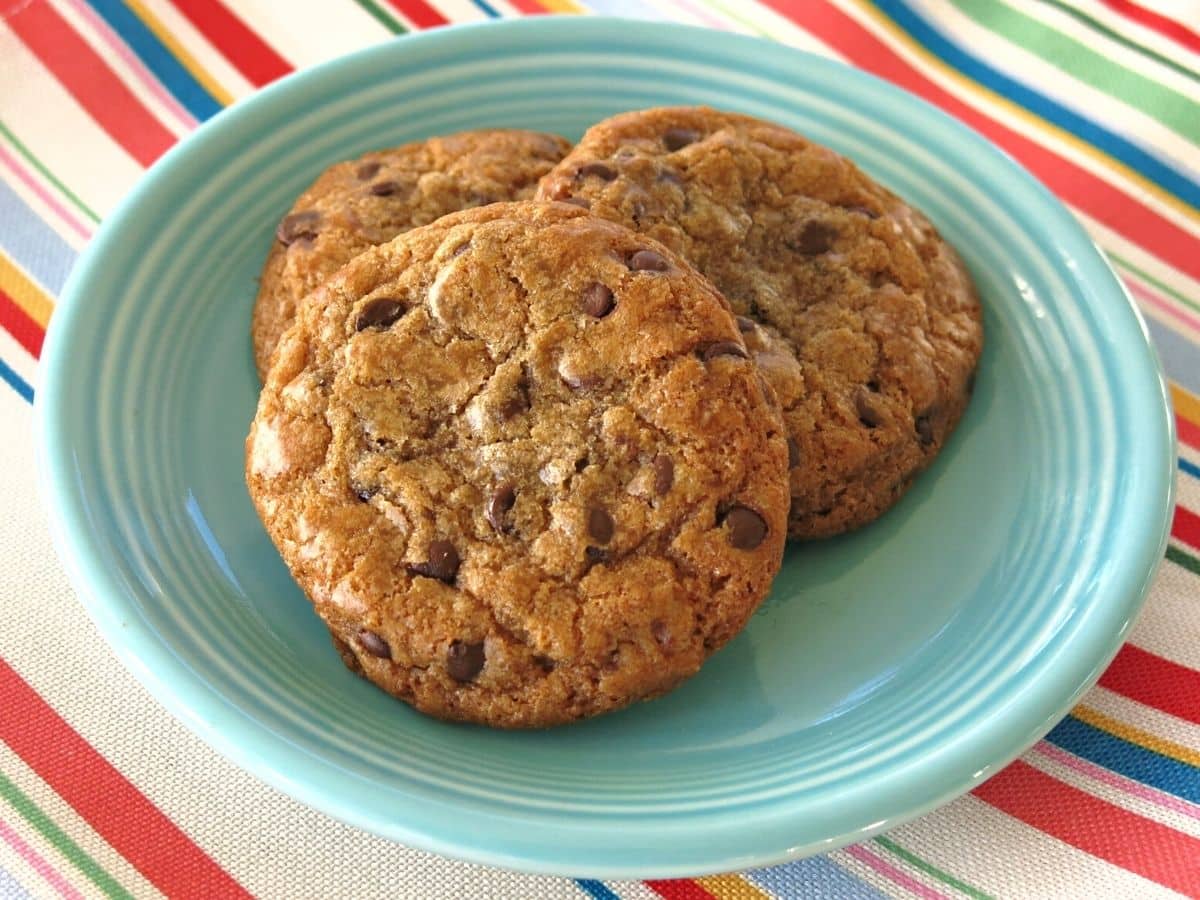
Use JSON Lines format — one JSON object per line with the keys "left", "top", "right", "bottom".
{"left": 537, "top": 107, "right": 983, "bottom": 539}
{"left": 252, "top": 129, "right": 571, "bottom": 380}
{"left": 245, "top": 201, "right": 789, "bottom": 728}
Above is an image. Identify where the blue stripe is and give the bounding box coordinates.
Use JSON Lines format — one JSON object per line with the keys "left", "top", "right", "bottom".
{"left": 0, "top": 356, "right": 33, "bottom": 403}
{"left": 747, "top": 855, "right": 890, "bottom": 899}
{"left": 0, "top": 181, "right": 77, "bottom": 295}
{"left": 88, "top": 0, "right": 223, "bottom": 121}
{"left": 1182, "top": 457, "right": 1200, "bottom": 479}
{"left": 574, "top": 880, "right": 620, "bottom": 900}
{"left": 876, "top": 0, "right": 1200, "bottom": 211}
{"left": 469, "top": 0, "right": 501, "bottom": 18}
{"left": 0, "top": 864, "right": 32, "bottom": 900}
{"left": 1047, "top": 715, "right": 1200, "bottom": 803}
{"left": 1144, "top": 313, "right": 1200, "bottom": 397}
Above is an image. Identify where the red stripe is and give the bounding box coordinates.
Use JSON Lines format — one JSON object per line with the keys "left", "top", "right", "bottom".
{"left": 646, "top": 881, "right": 719, "bottom": 900}
{"left": 1100, "top": 0, "right": 1200, "bottom": 54}
{"left": 384, "top": 0, "right": 449, "bottom": 28}
{"left": 0, "top": 289, "right": 44, "bottom": 359}
{"left": 6, "top": 3, "right": 175, "bottom": 168}
{"left": 759, "top": 1, "right": 1200, "bottom": 286}
{"left": 1180, "top": 414, "right": 1200, "bottom": 451}
{"left": 1175, "top": 504, "right": 1200, "bottom": 551}
{"left": 1100, "top": 644, "right": 1200, "bottom": 726}
{"left": 171, "top": 0, "right": 292, "bottom": 87}
{"left": 0, "top": 659, "right": 252, "bottom": 900}
{"left": 507, "top": 0, "right": 551, "bottom": 14}
{"left": 974, "top": 760, "right": 1200, "bottom": 894}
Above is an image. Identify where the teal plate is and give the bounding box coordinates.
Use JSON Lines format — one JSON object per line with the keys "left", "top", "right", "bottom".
{"left": 36, "top": 18, "right": 1175, "bottom": 879}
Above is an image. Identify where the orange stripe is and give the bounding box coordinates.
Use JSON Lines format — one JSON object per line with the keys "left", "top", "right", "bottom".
{"left": 0, "top": 254, "right": 53, "bottom": 331}
{"left": 974, "top": 760, "right": 1200, "bottom": 894}
{"left": 696, "top": 874, "right": 772, "bottom": 899}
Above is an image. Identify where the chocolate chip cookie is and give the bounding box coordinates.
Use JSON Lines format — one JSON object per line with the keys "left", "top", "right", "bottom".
{"left": 537, "top": 107, "right": 983, "bottom": 539}
{"left": 245, "top": 201, "right": 789, "bottom": 728}
{"left": 252, "top": 129, "right": 571, "bottom": 380}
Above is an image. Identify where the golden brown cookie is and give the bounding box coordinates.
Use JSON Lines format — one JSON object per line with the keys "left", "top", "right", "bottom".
{"left": 252, "top": 129, "right": 571, "bottom": 380}
{"left": 245, "top": 201, "right": 789, "bottom": 728}
{"left": 537, "top": 107, "right": 983, "bottom": 539}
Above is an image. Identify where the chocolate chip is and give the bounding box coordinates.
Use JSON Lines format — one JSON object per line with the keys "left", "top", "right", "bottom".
{"left": 578, "top": 161, "right": 616, "bottom": 181}
{"left": 356, "top": 161, "right": 381, "bottom": 180}
{"left": 486, "top": 483, "right": 515, "bottom": 532}
{"left": 663, "top": 127, "right": 700, "bottom": 151}
{"left": 357, "top": 629, "right": 391, "bottom": 659}
{"left": 582, "top": 282, "right": 614, "bottom": 318}
{"left": 735, "top": 315, "right": 756, "bottom": 333}
{"left": 584, "top": 545, "right": 609, "bottom": 565}
{"left": 499, "top": 380, "right": 530, "bottom": 419}
{"left": 560, "top": 196, "right": 591, "bottom": 209}
{"left": 446, "top": 640, "right": 485, "bottom": 682}
{"left": 353, "top": 484, "right": 377, "bottom": 502}
{"left": 276, "top": 210, "right": 321, "bottom": 245}
{"left": 915, "top": 407, "right": 938, "bottom": 446}
{"left": 723, "top": 505, "right": 768, "bottom": 550}
{"left": 587, "top": 506, "right": 614, "bottom": 544}
{"left": 629, "top": 249, "right": 669, "bottom": 272}
{"left": 653, "top": 454, "right": 674, "bottom": 495}
{"left": 651, "top": 620, "right": 671, "bottom": 648}
{"left": 355, "top": 297, "right": 405, "bottom": 331}
{"left": 701, "top": 341, "right": 749, "bottom": 362}
{"left": 787, "top": 437, "right": 800, "bottom": 469}
{"left": 369, "top": 180, "right": 401, "bottom": 196}
{"left": 792, "top": 221, "right": 838, "bottom": 255}
{"left": 410, "top": 540, "right": 459, "bottom": 582}
{"left": 855, "top": 387, "right": 885, "bottom": 428}
{"left": 452, "top": 240, "right": 472, "bottom": 257}
{"left": 533, "top": 654, "right": 556, "bottom": 673}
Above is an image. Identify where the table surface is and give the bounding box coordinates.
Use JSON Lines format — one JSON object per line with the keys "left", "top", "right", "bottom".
{"left": 2, "top": 1, "right": 1199, "bottom": 898}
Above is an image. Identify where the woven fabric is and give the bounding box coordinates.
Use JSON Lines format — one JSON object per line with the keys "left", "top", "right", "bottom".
{"left": 1, "top": 1, "right": 1199, "bottom": 898}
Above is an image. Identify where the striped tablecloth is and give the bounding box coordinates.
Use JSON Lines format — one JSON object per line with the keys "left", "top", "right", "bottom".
{"left": 2, "top": 1, "right": 1198, "bottom": 898}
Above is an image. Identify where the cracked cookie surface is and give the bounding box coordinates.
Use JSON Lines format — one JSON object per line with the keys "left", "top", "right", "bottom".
{"left": 245, "top": 201, "right": 789, "bottom": 728}
{"left": 537, "top": 107, "right": 983, "bottom": 539}
{"left": 252, "top": 129, "right": 571, "bottom": 380}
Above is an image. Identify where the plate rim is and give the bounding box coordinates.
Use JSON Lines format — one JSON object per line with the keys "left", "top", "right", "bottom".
{"left": 34, "top": 16, "right": 1177, "bottom": 878}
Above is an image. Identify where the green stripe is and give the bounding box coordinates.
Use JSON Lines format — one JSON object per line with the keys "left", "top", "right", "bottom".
{"left": 873, "top": 836, "right": 995, "bottom": 900}
{"left": 352, "top": 0, "right": 408, "bottom": 35}
{"left": 1037, "top": 0, "right": 1200, "bottom": 88}
{"left": 1167, "top": 543, "right": 1200, "bottom": 576}
{"left": 0, "top": 120, "right": 101, "bottom": 224}
{"left": 949, "top": 0, "right": 1200, "bottom": 143}
{"left": 694, "top": 1, "right": 771, "bottom": 37}
{"left": 1109, "top": 250, "right": 1200, "bottom": 317}
{"left": 0, "top": 771, "right": 133, "bottom": 900}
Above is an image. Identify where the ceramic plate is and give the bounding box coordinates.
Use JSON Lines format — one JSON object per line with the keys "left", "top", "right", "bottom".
{"left": 36, "top": 18, "right": 1175, "bottom": 879}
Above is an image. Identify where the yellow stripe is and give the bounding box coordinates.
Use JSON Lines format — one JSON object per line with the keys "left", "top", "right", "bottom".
{"left": 0, "top": 252, "right": 54, "bottom": 329}
{"left": 1171, "top": 381, "right": 1200, "bottom": 428}
{"left": 1073, "top": 704, "right": 1200, "bottom": 768}
{"left": 696, "top": 874, "right": 772, "bottom": 900}
{"left": 123, "top": 0, "right": 235, "bottom": 108}
{"left": 845, "top": 0, "right": 1200, "bottom": 227}
{"left": 535, "top": 0, "right": 587, "bottom": 13}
